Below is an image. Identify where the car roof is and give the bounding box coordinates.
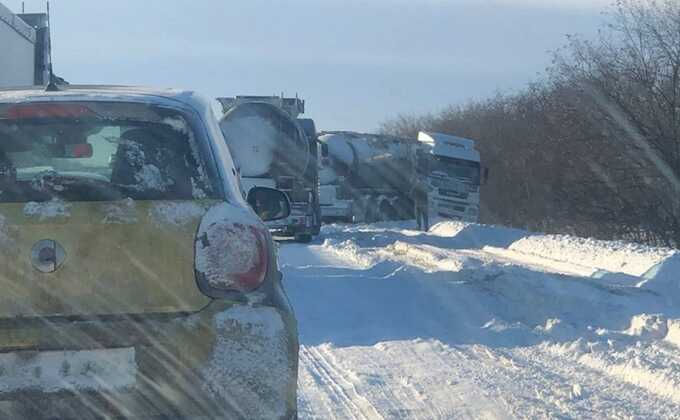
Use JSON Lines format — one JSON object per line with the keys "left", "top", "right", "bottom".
{"left": 0, "top": 85, "right": 205, "bottom": 111}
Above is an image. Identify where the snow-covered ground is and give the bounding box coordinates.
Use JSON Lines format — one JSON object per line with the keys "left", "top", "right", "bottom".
{"left": 280, "top": 221, "right": 680, "bottom": 419}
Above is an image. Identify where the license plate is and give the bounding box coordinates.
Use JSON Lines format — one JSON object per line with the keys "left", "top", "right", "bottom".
{"left": 0, "top": 347, "right": 137, "bottom": 393}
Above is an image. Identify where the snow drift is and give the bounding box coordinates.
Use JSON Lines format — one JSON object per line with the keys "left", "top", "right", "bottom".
{"left": 283, "top": 220, "right": 680, "bottom": 419}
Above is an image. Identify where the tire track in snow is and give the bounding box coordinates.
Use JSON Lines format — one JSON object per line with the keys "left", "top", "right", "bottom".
{"left": 299, "top": 344, "right": 383, "bottom": 420}
{"left": 319, "top": 344, "right": 443, "bottom": 420}
{"left": 315, "top": 347, "right": 409, "bottom": 420}
{"left": 310, "top": 346, "right": 384, "bottom": 420}
{"left": 453, "top": 343, "right": 680, "bottom": 419}
{"left": 363, "top": 341, "right": 513, "bottom": 419}
{"left": 542, "top": 339, "right": 680, "bottom": 407}
{"left": 299, "top": 345, "right": 360, "bottom": 419}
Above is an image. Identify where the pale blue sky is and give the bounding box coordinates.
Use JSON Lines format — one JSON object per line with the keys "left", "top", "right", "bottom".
{"left": 7, "top": 0, "right": 606, "bottom": 132}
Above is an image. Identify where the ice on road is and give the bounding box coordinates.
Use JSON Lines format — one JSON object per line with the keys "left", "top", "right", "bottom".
{"left": 281, "top": 221, "right": 680, "bottom": 419}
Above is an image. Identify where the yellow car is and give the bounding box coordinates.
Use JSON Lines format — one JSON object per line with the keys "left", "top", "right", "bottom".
{"left": 0, "top": 86, "right": 298, "bottom": 419}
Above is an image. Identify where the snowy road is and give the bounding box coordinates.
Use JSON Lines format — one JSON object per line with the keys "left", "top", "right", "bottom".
{"left": 281, "top": 222, "right": 680, "bottom": 419}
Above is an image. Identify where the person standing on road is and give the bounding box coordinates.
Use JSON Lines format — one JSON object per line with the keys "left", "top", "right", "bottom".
{"left": 412, "top": 177, "right": 429, "bottom": 231}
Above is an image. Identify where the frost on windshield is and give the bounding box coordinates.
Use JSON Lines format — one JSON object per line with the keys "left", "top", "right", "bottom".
{"left": 29, "top": 170, "right": 65, "bottom": 192}
{"left": 163, "top": 116, "right": 210, "bottom": 199}
{"left": 134, "top": 163, "right": 172, "bottom": 191}
{"left": 115, "top": 140, "right": 174, "bottom": 193}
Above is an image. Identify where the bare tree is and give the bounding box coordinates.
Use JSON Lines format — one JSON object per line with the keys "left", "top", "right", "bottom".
{"left": 381, "top": 0, "right": 680, "bottom": 247}
{"left": 551, "top": 0, "right": 680, "bottom": 245}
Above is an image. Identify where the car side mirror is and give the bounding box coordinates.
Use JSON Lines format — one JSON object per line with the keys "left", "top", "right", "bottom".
{"left": 247, "top": 187, "right": 291, "bottom": 222}
{"left": 482, "top": 167, "right": 490, "bottom": 185}
{"left": 320, "top": 143, "right": 329, "bottom": 158}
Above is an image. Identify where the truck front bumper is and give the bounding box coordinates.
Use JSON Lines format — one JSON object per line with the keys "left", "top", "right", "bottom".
{"left": 320, "top": 203, "right": 353, "bottom": 220}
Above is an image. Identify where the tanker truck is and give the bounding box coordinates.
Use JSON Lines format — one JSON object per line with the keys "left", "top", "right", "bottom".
{"left": 217, "top": 95, "right": 321, "bottom": 242}
{"left": 318, "top": 131, "right": 485, "bottom": 224}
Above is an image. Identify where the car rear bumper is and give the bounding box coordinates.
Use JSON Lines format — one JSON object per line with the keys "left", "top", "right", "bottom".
{"left": 0, "top": 297, "right": 299, "bottom": 420}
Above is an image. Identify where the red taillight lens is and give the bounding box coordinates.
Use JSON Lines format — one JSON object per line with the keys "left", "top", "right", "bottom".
{"left": 3, "top": 104, "right": 96, "bottom": 119}
{"left": 195, "top": 218, "right": 269, "bottom": 295}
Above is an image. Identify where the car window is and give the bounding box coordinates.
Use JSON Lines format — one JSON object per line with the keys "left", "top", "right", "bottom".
{"left": 0, "top": 101, "right": 216, "bottom": 202}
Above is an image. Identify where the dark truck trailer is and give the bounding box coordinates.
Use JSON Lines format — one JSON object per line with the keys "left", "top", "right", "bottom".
{"left": 217, "top": 96, "right": 321, "bottom": 243}
{"left": 0, "top": 2, "right": 51, "bottom": 87}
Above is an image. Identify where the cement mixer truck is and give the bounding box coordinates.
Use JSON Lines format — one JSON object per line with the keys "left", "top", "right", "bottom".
{"left": 217, "top": 96, "right": 321, "bottom": 242}
{"left": 318, "top": 131, "right": 485, "bottom": 224}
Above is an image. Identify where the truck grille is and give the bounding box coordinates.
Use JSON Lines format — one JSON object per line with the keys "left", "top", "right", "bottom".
{"left": 439, "top": 202, "right": 466, "bottom": 213}
{"left": 438, "top": 189, "right": 468, "bottom": 199}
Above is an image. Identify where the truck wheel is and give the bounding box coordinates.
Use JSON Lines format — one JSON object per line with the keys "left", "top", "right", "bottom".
{"left": 364, "top": 202, "right": 378, "bottom": 223}
{"left": 379, "top": 201, "right": 398, "bottom": 221}
{"left": 295, "top": 234, "right": 313, "bottom": 243}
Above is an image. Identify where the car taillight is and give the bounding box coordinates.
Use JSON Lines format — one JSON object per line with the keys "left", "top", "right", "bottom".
{"left": 195, "top": 204, "right": 269, "bottom": 296}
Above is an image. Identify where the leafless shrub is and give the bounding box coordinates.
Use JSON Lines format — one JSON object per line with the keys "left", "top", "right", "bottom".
{"left": 381, "top": 0, "right": 680, "bottom": 246}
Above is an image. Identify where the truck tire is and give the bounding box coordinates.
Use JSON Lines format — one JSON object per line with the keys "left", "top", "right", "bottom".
{"left": 363, "top": 199, "right": 378, "bottom": 223}
{"left": 295, "top": 234, "right": 313, "bottom": 243}
{"left": 379, "top": 200, "right": 398, "bottom": 221}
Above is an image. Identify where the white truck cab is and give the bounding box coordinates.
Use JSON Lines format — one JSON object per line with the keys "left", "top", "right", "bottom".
{"left": 417, "top": 132, "right": 483, "bottom": 222}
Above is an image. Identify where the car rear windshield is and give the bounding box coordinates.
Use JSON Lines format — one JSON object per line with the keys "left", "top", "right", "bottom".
{"left": 0, "top": 101, "right": 217, "bottom": 203}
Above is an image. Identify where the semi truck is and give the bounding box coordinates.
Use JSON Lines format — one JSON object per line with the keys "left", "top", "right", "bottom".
{"left": 0, "top": 2, "right": 52, "bottom": 87}
{"left": 318, "top": 131, "right": 485, "bottom": 224}
{"left": 217, "top": 95, "right": 321, "bottom": 242}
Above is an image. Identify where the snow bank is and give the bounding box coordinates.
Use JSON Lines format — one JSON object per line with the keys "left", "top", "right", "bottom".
{"left": 665, "top": 319, "right": 680, "bottom": 347}
{"left": 320, "top": 238, "right": 378, "bottom": 269}
{"left": 626, "top": 314, "right": 669, "bottom": 340}
{"left": 430, "top": 220, "right": 675, "bottom": 282}
{"left": 638, "top": 254, "right": 680, "bottom": 298}
{"left": 509, "top": 234, "right": 673, "bottom": 277}
{"left": 543, "top": 314, "right": 680, "bottom": 406}
{"left": 430, "top": 220, "right": 527, "bottom": 248}
{"left": 385, "top": 241, "right": 467, "bottom": 272}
